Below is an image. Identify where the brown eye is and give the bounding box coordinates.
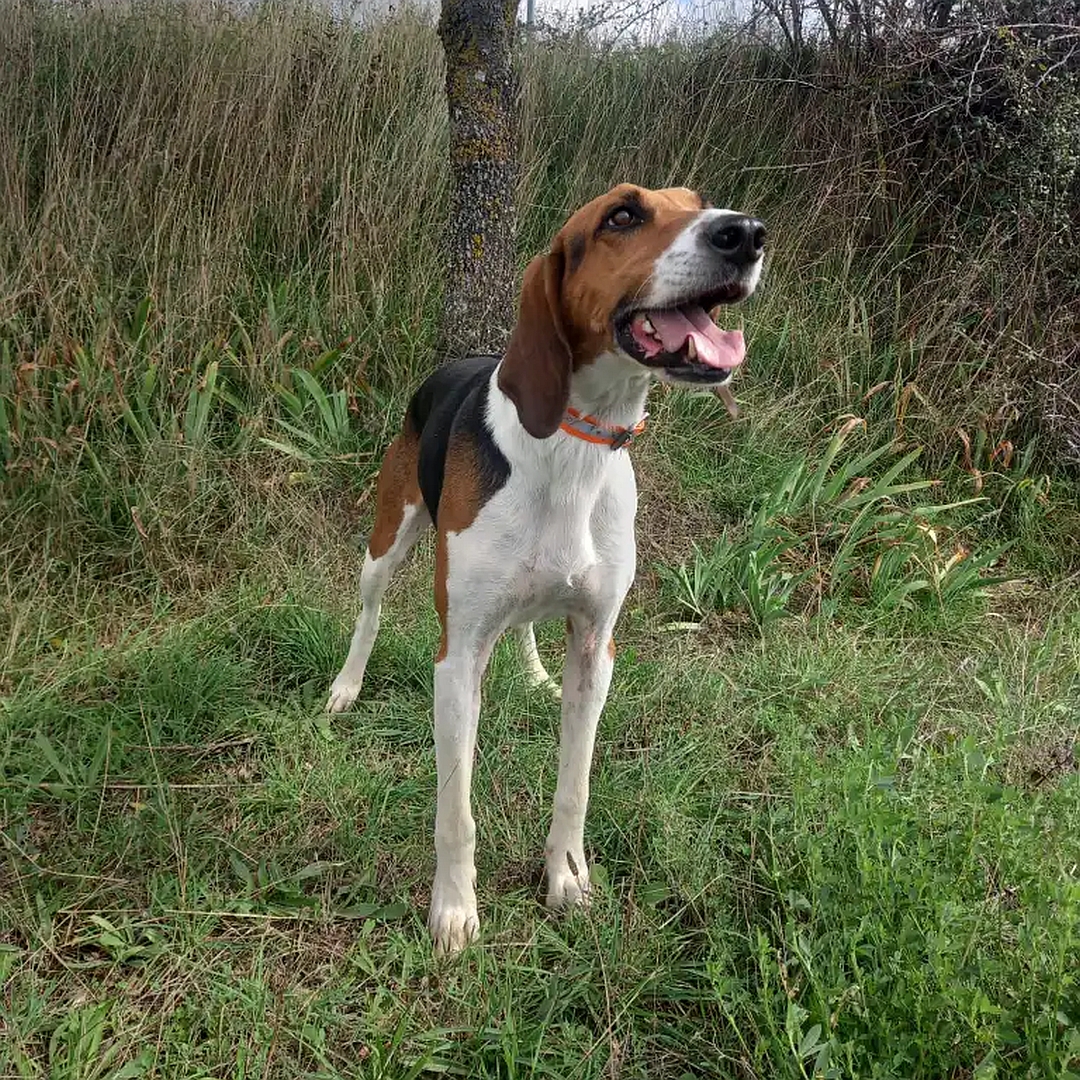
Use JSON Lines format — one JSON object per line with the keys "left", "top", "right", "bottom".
{"left": 607, "top": 207, "right": 638, "bottom": 229}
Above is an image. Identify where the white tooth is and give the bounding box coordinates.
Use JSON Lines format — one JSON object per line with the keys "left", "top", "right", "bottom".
{"left": 686, "top": 337, "right": 697, "bottom": 360}
{"left": 641, "top": 316, "right": 656, "bottom": 335}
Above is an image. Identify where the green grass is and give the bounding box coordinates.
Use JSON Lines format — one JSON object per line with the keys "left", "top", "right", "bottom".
{"left": 2, "top": 0, "right": 1076, "bottom": 466}
{"left": 3, "top": 376, "right": 1079, "bottom": 1077}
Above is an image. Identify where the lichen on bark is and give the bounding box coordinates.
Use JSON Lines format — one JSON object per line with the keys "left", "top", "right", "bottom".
{"left": 437, "top": 0, "right": 519, "bottom": 358}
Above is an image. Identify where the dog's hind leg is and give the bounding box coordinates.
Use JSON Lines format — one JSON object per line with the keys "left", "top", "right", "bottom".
{"left": 327, "top": 426, "right": 429, "bottom": 713}
{"left": 514, "top": 623, "right": 561, "bottom": 700}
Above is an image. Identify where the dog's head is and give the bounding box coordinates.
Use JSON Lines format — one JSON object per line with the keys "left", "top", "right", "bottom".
{"left": 498, "top": 184, "right": 765, "bottom": 438}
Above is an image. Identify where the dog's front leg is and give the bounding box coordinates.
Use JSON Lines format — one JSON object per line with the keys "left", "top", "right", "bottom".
{"left": 544, "top": 614, "right": 617, "bottom": 909}
{"left": 428, "top": 648, "right": 485, "bottom": 954}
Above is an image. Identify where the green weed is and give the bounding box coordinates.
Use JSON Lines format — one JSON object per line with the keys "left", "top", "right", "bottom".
{"left": 660, "top": 422, "right": 1016, "bottom": 629}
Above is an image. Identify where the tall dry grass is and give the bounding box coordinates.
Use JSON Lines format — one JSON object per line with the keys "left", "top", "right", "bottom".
{"left": 0, "top": 0, "right": 1071, "bottom": 461}
{"left": 1, "top": 2, "right": 447, "bottom": 375}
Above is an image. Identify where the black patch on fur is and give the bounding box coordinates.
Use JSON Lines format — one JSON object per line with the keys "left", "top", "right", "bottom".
{"left": 567, "top": 233, "right": 586, "bottom": 272}
{"left": 410, "top": 355, "right": 511, "bottom": 524}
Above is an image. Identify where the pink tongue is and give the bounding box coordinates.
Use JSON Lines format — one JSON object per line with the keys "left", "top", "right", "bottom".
{"left": 649, "top": 307, "right": 745, "bottom": 369}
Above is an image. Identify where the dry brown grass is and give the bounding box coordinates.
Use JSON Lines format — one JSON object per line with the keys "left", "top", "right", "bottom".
{"left": 1, "top": 0, "right": 1074, "bottom": 470}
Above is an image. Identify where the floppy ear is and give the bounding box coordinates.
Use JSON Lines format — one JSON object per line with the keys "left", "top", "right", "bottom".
{"left": 497, "top": 245, "right": 572, "bottom": 439}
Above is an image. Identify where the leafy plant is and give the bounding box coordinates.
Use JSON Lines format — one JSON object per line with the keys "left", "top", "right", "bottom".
{"left": 261, "top": 367, "right": 358, "bottom": 462}
{"left": 664, "top": 529, "right": 807, "bottom": 630}
{"left": 661, "top": 424, "right": 1012, "bottom": 626}
{"left": 117, "top": 347, "right": 236, "bottom": 453}
{"left": 44, "top": 1004, "right": 153, "bottom": 1080}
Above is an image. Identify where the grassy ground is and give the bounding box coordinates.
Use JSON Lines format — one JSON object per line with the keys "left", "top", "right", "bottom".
{"left": 2, "top": 2, "right": 1080, "bottom": 1076}
{"left": 3, "top": 366, "right": 1079, "bottom": 1077}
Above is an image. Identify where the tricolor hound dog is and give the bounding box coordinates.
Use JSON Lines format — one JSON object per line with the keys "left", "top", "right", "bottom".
{"left": 326, "top": 184, "right": 765, "bottom": 953}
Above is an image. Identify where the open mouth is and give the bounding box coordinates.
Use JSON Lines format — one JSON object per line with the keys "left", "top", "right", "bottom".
{"left": 614, "top": 284, "right": 747, "bottom": 384}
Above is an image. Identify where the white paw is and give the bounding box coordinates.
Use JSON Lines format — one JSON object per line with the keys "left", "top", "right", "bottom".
{"left": 325, "top": 679, "right": 361, "bottom": 713}
{"left": 428, "top": 875, "right": 479, "bottom": 955}
{"left": 545, "top": 850, "right": 590, "bottom": 909}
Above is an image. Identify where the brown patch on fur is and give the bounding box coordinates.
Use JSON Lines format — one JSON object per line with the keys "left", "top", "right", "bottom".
{"left": 498, "top": 247, "right": 572, "bottom": 439}
{"left": 367, "top": 419, "right": 421, "bottom": 559}
{"left": 434, "top": 435, "right": 486, "bottom": 663}
{"left": 558, "top": 185, "right": 704, "bottom": 363}
{"left": 608, "top": 636, "right": 616, "bottom": 660}
{"left": 498, "top": 185, "right": 706, "bottom": 440}
{"left": 567, "top": 232, "right": 587, "bottom": 272}
{"left": 434, "top": 531, "right": 450, "bottom": 663}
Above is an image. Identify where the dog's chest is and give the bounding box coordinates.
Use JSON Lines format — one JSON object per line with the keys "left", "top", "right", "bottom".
{"left": 519, "top": 513, "right": 602, "bottom": 598}
{"left": 472, "top": 475, "right": 634, "bottom": 622}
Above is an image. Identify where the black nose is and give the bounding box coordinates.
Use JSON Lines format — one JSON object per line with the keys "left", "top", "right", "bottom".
{"left": 707, "top": 215, "right": 766, "bottom": 265}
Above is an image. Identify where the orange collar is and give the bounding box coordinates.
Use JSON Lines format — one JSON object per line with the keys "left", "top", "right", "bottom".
{"left": 559, "top": 406, "right": 648, "bottom": 450}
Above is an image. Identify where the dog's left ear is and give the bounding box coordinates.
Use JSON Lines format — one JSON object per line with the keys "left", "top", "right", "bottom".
{"left": 497, "top": 244, "right": 572, "bottom": 439}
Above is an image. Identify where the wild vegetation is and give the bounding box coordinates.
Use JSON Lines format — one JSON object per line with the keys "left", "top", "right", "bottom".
{"left": 1, "top": 1, "right": 1078, "bottom": 1076}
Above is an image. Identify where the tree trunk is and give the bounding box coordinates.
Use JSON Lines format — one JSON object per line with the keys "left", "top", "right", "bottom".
{"left": 437, "top": 0, "right": 519, "bottom": 359}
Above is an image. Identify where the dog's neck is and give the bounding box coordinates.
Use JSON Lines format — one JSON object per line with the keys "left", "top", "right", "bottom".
{"left": 567, "top": 351, "right": 652, "bottom": 430}
{"left": 488, "top": 355, "right": 650, "bottom": 491}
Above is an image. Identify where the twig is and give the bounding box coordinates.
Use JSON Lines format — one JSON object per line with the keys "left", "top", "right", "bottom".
{"left": 130, "top": 736, "right": 257, "bottom": 752}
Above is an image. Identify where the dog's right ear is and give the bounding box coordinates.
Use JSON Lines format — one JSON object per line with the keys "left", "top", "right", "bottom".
{"left": 497, "top": 245, "right": 572, "bottom": 439}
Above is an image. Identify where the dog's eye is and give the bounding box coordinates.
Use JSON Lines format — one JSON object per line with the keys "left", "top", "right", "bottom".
{"left": 606, "top": 206, "right": 638, "bottom": 230}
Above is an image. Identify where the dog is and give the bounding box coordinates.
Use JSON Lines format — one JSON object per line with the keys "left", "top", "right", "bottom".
{"left": 326, "top": 184, "right": 765, "bottom": 953}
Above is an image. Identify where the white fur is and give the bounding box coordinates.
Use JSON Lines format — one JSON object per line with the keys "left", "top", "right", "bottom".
{"left": 515, "top": 624, "right": 561, "bottom": 699}
{"left": 327, "top": 501, "right": 430, "bottom": 714}
{"left": 421, "top": 364, "right": 643, "bottom": 952}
